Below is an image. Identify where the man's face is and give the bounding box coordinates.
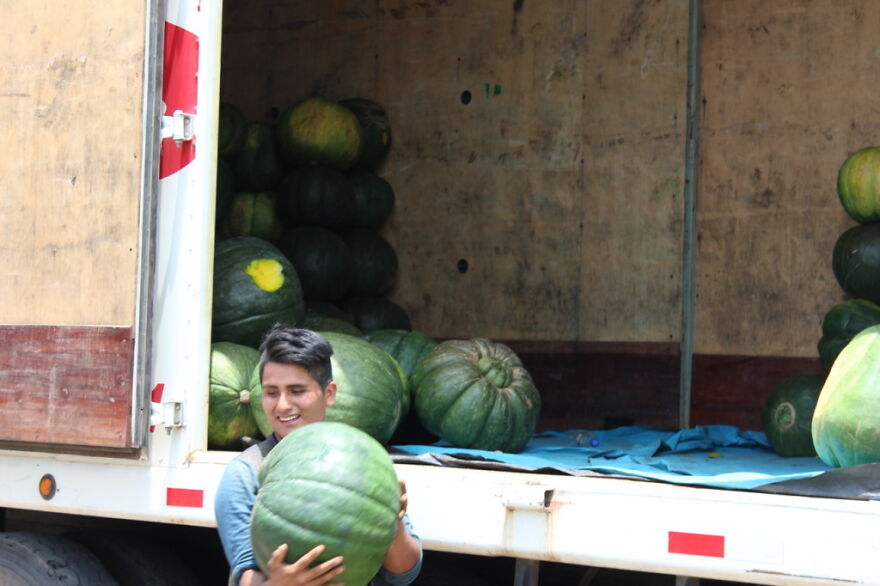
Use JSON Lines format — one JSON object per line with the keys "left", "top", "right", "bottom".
{"left": 261, "top": 361, "right": 337, "bottom": 439}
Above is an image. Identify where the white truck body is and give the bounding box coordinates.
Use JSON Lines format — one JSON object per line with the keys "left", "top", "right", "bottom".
{"left": 1, "top": 1, "right": 879, "bottom": 585}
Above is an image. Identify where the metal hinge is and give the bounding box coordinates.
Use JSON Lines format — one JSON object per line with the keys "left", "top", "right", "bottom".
{"left": 162, "top": 400, "right": 184, "bottom": 432}
{"left": 160, "top": 110, "right": 195, "bottom": 145}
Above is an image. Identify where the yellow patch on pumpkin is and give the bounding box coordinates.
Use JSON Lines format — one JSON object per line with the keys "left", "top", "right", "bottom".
{"left": 244, "top": 258, "right": 284, "bottom": 292}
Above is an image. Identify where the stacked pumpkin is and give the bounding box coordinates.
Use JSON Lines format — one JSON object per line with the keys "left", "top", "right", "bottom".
{"left": 763, "top": 147, "right": 880, "bottom": 466}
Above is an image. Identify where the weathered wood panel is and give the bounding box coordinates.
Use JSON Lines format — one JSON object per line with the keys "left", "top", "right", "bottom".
{"left": 0, "top": 326, "right": 134, "bottom": 448}
{"left": 696, "top": 0, "right": 876, "bottom": 357}
{"left": 0, "top": 2, "right": 145, "bottom": 325}
{"left": 220, "top": 0, "right": 688, "bottom": 344}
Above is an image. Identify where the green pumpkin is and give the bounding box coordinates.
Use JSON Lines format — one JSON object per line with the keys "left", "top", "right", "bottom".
{"left": 340, "top": 98, "right": 392, "bottom": 171}
{"left": 343, "top": 228, "right": 399, "bottom": 296}
{"left": 275, "top": 97, "right": 363, "bottom": 169}
{"left": 832, "top": 223, "right": 880, "bottom": 305}
{"left": 218, "top": 102, "right": 247, "bottom": 158}
{"left": 251, "top": 422, "right": 400, "bottom": 586}
{"left": 233, "top": 122, "right": 284, "bottom": 192}
{"left": 341, "top": 296, "right": 411, "bottom": 333}
{"left": 817, "top": 299, "right": 880, "bottom": 371}
{"left": 221, "top": 192, "right": 283, "bottom": 241}
{"left": 761, "top": 373, "right": 824, "bottom": 457}
{"left": 302, "top": 316, "right": 363, "bottom": 337}
{"left": 813, "top": 324, "right": 880, "bottom": 467}
{"left": 247, "top": 362, "right": 272, "bottom": 438}
{"left": 320, "top": 332, "right": 407, "bottom": 444}
{"left": 348, "top": 172, "right": 395, "bottom": 229}
{"left": 363, "top": 329, "right": 437, "bottom": 380}
{"left": 411, "top": 338, "right": 541, "bottom": 453}
{"left": 274, "top": 226, "right": 355, "bottom": 301}
{"left": 837, "top": 146, "right": 880, "bottom": 224}
{"left": 212, "top": 236, "right": 305, "bottom": 348}
{"left": 208, "top": 342, "right": 262, "bottom": 449}
{"left": 304, "top": 300, "right": 352, "bottom": 322}
{"left": 275, "top": 167, "right": 356, "bottom": 229}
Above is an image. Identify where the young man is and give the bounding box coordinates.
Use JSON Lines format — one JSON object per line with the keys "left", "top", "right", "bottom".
{"left": 215, "top": 327, "right": 423, "bottom": 586}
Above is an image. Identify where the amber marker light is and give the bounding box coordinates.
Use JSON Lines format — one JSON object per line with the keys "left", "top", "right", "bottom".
{"left": 38, "top": 474, "right": 56, "bottom": 500}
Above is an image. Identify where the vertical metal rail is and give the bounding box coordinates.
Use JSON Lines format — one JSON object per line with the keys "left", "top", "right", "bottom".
{"left": 679, "top": 0, "right": 701, "bottom": 430}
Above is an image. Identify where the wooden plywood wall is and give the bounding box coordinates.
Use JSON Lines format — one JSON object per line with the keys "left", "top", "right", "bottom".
{"left": 696, "top": 0, "right": 876, "bottom": 357}
{"left": 220, "top": 0, "right": 688, "bottom": 344}
{"left": 0, "top": 2, "right": 145, "bottom": 326}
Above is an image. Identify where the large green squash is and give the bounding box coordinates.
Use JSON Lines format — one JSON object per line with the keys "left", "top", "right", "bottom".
{"left": 343, "top": 228, "right": 399, "bottom": 296}
{"left": 832, "top": 223, "right": 880, "bottom": 305}
{"left": 304, "top": 300, "right": 352, "bottom": 322}
{"left": 813, "top": 324, "right": 880, "bottom": 467}
{"left": 302, "top": 316, "right": 363, "bottom": 337}
{"left": 340, "top": 98, "right": 392, "bottom": 171}
{"left": 349, "top": 172, "right": 395, "bottom": 229}
{"left": 208, "top": 342, "right": 262, "bottom": 449}
{"left": 817, "top": 299, "right": 880, "bottom": 371}
{"left": 837, "top": 146, "right": 880, "bottom": 224}
{"left": 320, "top": 332, "right": 407, "bottom": 444}
{"left": 761, "top": 373, "right": 823, "bottom": 457}
{"left": 411, "top": 338, "right": 541, "bottom": 452}
{"left": 274, "top": 226, "right": 355, "bottom": 301}
{"left": 251, "top": 422, "right": 400, "bottom": 586}
{"left": 276, "top": 97, "right": 363, "bottom": 169}
{"left": 233, "top": 122, "right": 284, "bottom": 192}
{"left": 364, "top": 329, "right": 437, "bottom": 381}
{"left": 212, "top": 236, "right": 305, "bottom": 348}
{"left": 221, "top": 192, "right": 283, "bottom": 241}
{"left": 218, "top": 102, "right": 247, "bottom": 158}
{"left": 341, "top": 296, "right": 411, "bottom": 333}
{"left": 247, "top": 362, "right": 272, "bottom": 438}
{"left": 275, "top": 166, "right": 356, "bottom": 229}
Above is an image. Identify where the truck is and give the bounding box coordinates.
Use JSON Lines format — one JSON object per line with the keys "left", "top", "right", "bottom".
{"left": 2, "top": 1, "right": 879, "bottom": 584}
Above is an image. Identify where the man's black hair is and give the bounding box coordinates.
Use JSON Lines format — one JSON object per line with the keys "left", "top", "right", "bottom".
{"left": 258, "top": 326, "right": 334, "bottom": 388}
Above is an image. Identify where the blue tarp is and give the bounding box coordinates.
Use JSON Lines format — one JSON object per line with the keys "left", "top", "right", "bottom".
{"left": 393, "top": 425, "right": 832, "bottom": 490}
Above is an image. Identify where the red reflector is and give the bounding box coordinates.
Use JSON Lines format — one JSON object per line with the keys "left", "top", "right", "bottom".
{"left": 166, "top": 487, "right": 204, "bottom": 508}
{"left": 668, "top": 531, "right": 725, "bottom": 558}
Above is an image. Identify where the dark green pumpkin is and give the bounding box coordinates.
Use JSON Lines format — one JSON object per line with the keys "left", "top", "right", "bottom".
{"left": 343, "top": 228, "right": 398, "bottom": 296}
{"left": 817, "top": 299, "right": 880, "bottom": 371}
{"left": 302, "top": 316, "right": 363, "bottom": 337}
{"left": 304, "top": 300, "right": 352, "bottom": 322}
{"left": 252, "top": 422, "right": 400, "bottom": 586}
{"left": 340, "top": 98, "right": 392, "bottom": 171}
{"left": 837, "top": 146, "right": 880, "bottom": 224}
{"left": 364, "top": 329, "right": 437, "bottom": 380}
{"left": 341, "top": 296, "right": 411, "bottom": 333}
{"left": 348, "top": 172, "right": 395, "bottom": 229}
{"left": 212, "top": 236, "right": 305, "bottom": 348}
{"left": 233, "top": 122, "right": 284, "bottom": 192}
{"left": 832, "top": 223, "right": 880, "bottom": 305}
{"left": 275, "top": 166, "right": 356, "bottom": 229}
{"left": 274, "top": 226, "right": 355, "bottom": 301}
{"left": 320, "top": 331, "right": 407, "bottom": 444}
{"left": 761, "top": 373, "right": 824, "bottom": 457}
{"left": 221, "top": 192, "right": 283, "bottom": 241}
{"left": 411, "top": 338, "right": 541, "bottom": 453}
{"left": 275, "top": 97, "right": 363, "bottom": 169}
{"left": 218, "top": 102, "right": 247, "bottom": 158}
{"left": 813, "top": 324, "right": 880, "bottom": 467}
{"left": 208, "top": 342, "right": 262, "bottom": 449}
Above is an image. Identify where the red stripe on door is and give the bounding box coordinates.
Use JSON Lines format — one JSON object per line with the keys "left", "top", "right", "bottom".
{"left": 160, "top": 21, "right": 199, "bottom": 178}
{"left": 166, "top": 487, "right": 204, "bottom": 508}
{"left": 668, "top": 531, "right": 725, "bottom": 558}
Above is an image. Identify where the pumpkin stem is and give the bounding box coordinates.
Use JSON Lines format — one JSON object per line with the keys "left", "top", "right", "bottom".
{"left": 478, "top": 356, "right": 513, "bottom": 388}
{"left": 240, "top": 389, "right": 251, "bottom": 405}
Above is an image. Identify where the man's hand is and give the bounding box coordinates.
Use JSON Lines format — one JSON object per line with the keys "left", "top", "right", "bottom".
{"left": 240, "top": 544, "right": 345, "bottom": 586}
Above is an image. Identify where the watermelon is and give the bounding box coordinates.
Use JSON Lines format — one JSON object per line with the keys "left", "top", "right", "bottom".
{"left": 251, "top": 422, "right": 400, "bottom": 586}
{"left": 320, "top": 332, "right": 407, "bottom": 444}
{"left": 837, "top": 146, "right": 880, "bottom": 224}
{"left": 208, "top": 342, "right": 262, "bottom": 449}
{"left": 832, "top": 223, "right": 880, "bottom": 305}
{"left": 221, "top": 192, "right": 283, "bottom": 241}
{"left": 341, "top": 296, "right": 411, "bottom": 333}
{"left": 274, "top": 226, "right": 355, "bottom": 301}
{"left": 343, "top": 228, "right": 399, "bottom": 296}
{"left": 218, "top": 102, "right": 247, "bottom": 158}
{"left": 349, "top": 172, "right": 395, "bottom": 229}
{"left": 813, "top": 324, "right": 880, "bottom": 467}
{"left": 233, "top": 122, "right": 284, "bottom": 191}
{"left": 275, "top": 97, "right": 363, "bottom": 169}
{"left": 275, "top": 166, "right": 356, "bottom": 229}
{"left": 761, "top": 373, "right": 824, "bottom": 457}
{"left": 212, "top": 236, "right": 305, "bottom": 348}
{"left": 411, "top": 338, "right": 541, "bottom": 452}
{"left": 340, "top": 98, "right": 392, "bottom": 171}
{"left": 817, "top": 299, "right": 880, "bottom": 371}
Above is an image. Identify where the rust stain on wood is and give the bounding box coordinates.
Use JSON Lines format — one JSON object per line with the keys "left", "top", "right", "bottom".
{"left": 0, "top": 325, "right": 134, "bottom": 449}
